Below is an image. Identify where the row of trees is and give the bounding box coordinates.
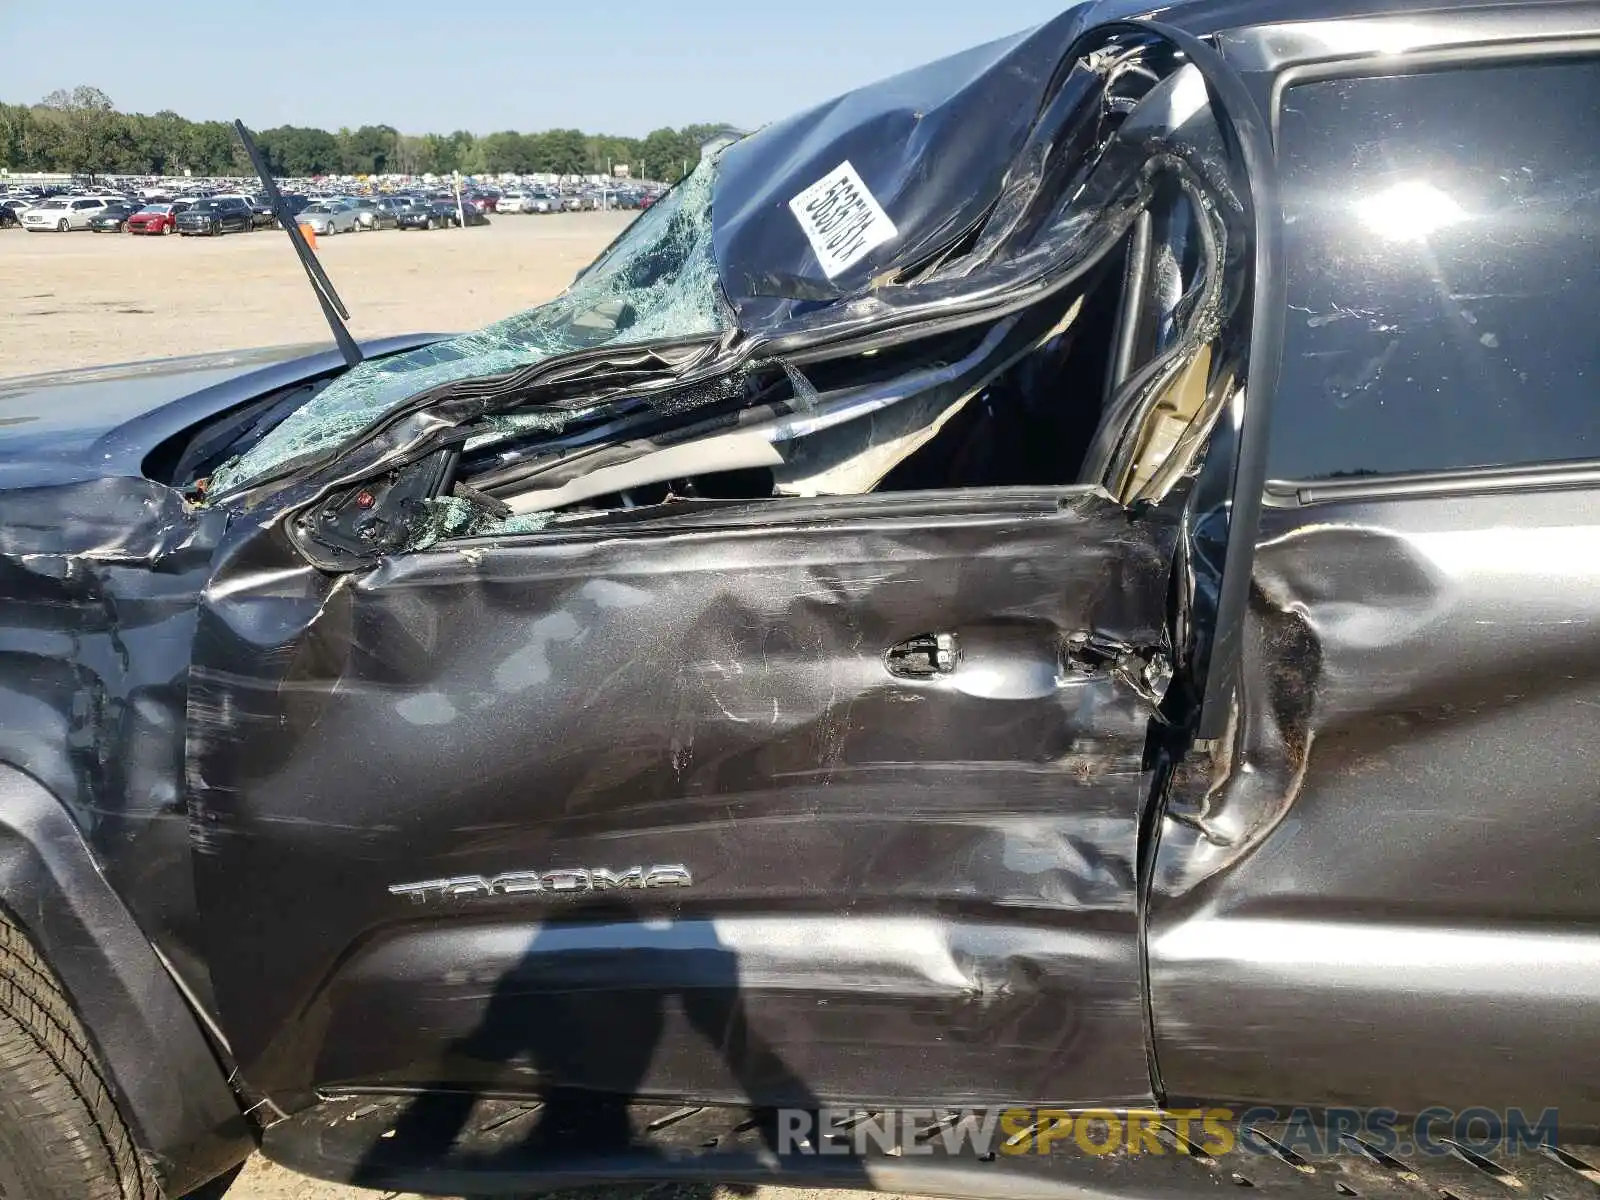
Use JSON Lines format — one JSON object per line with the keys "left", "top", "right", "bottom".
{"left": 0, "top": 88, "right": 246, "bottom": 177}
{"left": 0, "top": 87, "right": 729, "bottom": 182}
{"left": 253, "top": 123, "right": 722, "bottom": 180}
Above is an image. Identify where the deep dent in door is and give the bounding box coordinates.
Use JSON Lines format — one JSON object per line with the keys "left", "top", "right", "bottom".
{"left": 1151, "top": 491, "right": 1600, "bottom": 1122}
{"left": 185, "top": 488, "right": 1178, "bottom": 1110}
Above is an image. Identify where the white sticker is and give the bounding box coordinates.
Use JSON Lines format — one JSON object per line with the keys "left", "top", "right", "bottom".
{"left": 788, "top": 161, "right": 899, "bottom": 279}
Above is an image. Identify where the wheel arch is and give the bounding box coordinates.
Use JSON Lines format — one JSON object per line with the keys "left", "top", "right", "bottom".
{"left": 0, "top": 763, "right": 252, "bottom": 1196}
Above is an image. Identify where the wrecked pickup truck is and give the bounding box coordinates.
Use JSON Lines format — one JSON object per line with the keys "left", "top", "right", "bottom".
{"left": 5, "top": 2, "right": 1600, "bottom": 1198}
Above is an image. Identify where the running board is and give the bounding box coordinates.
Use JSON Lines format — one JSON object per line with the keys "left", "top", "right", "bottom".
{"left": 263, "top": 1095, "right": 1600, "bottom": 1200}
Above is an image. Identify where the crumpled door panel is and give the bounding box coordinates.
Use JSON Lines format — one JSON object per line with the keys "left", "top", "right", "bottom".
{"left": 1151, "top": 487, "right": 1600, "bottom": 1122}
{"left": 187, "top": 488, "right": 1177, "bottom": 1109}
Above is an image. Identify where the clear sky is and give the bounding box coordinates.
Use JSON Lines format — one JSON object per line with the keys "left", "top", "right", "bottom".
{"left": 1, "top": 1, "right": 1072, "bottom": 136}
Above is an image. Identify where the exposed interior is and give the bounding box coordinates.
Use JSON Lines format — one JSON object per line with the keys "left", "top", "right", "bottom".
{"left": 157, "top": 45, "right": 1245, "bottom": 560}
{"left": 414, "top": 172, "right": 1226, "bottom": 545}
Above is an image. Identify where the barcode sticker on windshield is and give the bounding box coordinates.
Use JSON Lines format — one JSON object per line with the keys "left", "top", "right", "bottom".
{"left": 789, "top": 161, "right": 898, "bottom": 279}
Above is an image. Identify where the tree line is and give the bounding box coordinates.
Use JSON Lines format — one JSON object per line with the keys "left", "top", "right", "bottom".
{"left": 0, "top": 87, "right": 731, "bottom": 181}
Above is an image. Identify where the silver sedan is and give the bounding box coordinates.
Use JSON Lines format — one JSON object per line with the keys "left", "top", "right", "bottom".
{"left": 295, "top": 201, "right": 360, "bottom": 235}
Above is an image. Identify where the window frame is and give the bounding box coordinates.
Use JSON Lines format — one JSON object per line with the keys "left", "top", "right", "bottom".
{"left": 1266, "top": 38, "right": 1600, "bottom": 504}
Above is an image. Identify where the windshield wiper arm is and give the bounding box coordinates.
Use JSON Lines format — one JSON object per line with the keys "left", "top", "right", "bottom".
{"left": 233, "top": 118, "right": 364, "bottom": 368}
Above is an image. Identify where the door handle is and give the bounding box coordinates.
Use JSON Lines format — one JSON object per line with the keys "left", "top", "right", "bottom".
{"left": 884, "top": 632, "right": 960, "bottom": 679}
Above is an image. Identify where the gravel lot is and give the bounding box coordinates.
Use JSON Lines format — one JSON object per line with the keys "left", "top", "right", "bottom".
{"left": 0, "top": 211, "right": 636, "bottom": 377}
{"left": 1, "top": 212, "right": 917, "bottom": 1200}
{"left": 232, "top": 1157, "right": 901, "bottom": 1200}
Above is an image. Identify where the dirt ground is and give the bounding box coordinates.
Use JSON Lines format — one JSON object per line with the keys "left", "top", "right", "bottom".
{"left": 0, "top": 211, "right": 636, "bottom": 377}
{"left": 233, "top": 1156, "right": 901, "bottom": 1200}
{"left": 1, "top": 213, "right": 915, "bottom": 1200}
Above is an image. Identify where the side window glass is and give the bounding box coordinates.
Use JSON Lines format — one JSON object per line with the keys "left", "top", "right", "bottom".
{"left": 1268, "top": 59, "right": 1600, "bottom": 481}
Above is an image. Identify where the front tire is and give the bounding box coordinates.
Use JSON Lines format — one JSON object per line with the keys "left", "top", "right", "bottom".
{"left": 56, "top": 219, "right": 68, "bottom": 232}
{"left": 0, "top": 909, "right": 160, "bottom": 1199}
{"left": 425, "top": 216, "right": 437, "bottom": 230}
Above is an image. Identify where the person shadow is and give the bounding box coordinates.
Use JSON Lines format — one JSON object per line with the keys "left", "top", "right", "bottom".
{"left": 362, "top": 896, "right": 861, "bottom": 1195}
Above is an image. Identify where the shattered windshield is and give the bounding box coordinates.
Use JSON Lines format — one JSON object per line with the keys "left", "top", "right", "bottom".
{"left": 209, "top": 157, "right": 724, "bottom": 493}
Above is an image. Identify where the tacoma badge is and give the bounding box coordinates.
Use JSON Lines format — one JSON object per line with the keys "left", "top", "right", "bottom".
{"left": 388, "top": 864, "right": 693, "bottom": 905}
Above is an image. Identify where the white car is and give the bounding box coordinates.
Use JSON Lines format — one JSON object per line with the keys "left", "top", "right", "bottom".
{"left": 294, "top": 200, "right": 360, "bottom": 235}
{"left": 21, "top": 197, "right": 108, "bottom": 232}
{"left": 525, "top": 191, "right": 559, "bottom": 214}
{"left": 498, "top": 191, "right": 530, "bottom": 213}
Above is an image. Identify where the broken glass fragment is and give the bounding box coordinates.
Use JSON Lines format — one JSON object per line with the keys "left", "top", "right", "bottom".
{"left": 211, "top": 158, "right": 724, "bottom": 493}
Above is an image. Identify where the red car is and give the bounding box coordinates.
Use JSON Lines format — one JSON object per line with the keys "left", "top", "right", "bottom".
{"left": 126, "top": 200, "right": 192, "bottom": 235}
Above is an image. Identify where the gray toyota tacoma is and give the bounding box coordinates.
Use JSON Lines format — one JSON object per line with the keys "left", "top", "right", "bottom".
{"left": 2, "top": 1, "right": 1599, "bottom": 1197}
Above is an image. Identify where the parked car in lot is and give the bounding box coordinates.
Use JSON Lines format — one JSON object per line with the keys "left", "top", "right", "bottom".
{"left": 273, "top": 193, "right": 314, "bottom": 222}
{"left": 459, "top": 200, "right": 490, "bottom": 226}
{"left": 245, "top": 195, "right": 276, "bottom": 227}
{"left": 21, "top": 196, "right": 107, "bottom": 231}
{"left": 382, "top": 195, "right": 425, "bottom": 225}
{"left": 295, "top": 200, "right": 360, "bottom": 236}
{"left": 396, "top": 197, "right": 489, "bottom": 229}
{"left": 126, "top": 200, "right": 189, "bottom": 235}
{"left": 88, "top": 202, "right": 140, "bottom": 233}
{"left": 0, "top": 205, "right": 16, "bottom": 229}
{"left": 175, "top": 196, "right": 254, "bottom": 236}
{"left": 350, "top": 197, "right": 398, "bottom": 230}
{"left": 396, "top": 199, "right": 447, "bottom": 229}
{"left": 526, "top": 189, "right": 559, "bottom": 213}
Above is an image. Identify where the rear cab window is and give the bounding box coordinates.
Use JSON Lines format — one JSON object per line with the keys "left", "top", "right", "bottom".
{"left": 1267, "top": 57, "right": 1600, "bottom": 483}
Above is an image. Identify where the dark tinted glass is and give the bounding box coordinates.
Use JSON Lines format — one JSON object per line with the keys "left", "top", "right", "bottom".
{"left": 1268, "top": 60, "right": 1600, "bottom": 481}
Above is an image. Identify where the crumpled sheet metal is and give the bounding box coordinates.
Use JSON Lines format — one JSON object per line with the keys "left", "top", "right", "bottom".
{"left": 715, "top": 20, "right": 1242, "bottom": 343}
{"left": 219, "top": 337, "right": 729, "bottom": 526}
{"left": 0, "top": 475, "right": 227, "bottom": 995}
{"left": 1149, "top": 488, "right": 1600, "bottom": 1120}
{"left": 212, "top": 17, "right": 1247, "bottom": 517}
{"left": 711, "top": 11, "right": 1094, "bottom": 320}
{"left": 319, "top": 913, "right": 1145, "bottom": 1107}
{"left": 186, "top": 488, "right": 1176, "bottom": 1104}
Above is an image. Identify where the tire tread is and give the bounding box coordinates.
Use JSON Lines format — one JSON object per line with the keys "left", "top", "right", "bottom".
{"left": 0, "top": 912, "right": 160, "bottom": 1200}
